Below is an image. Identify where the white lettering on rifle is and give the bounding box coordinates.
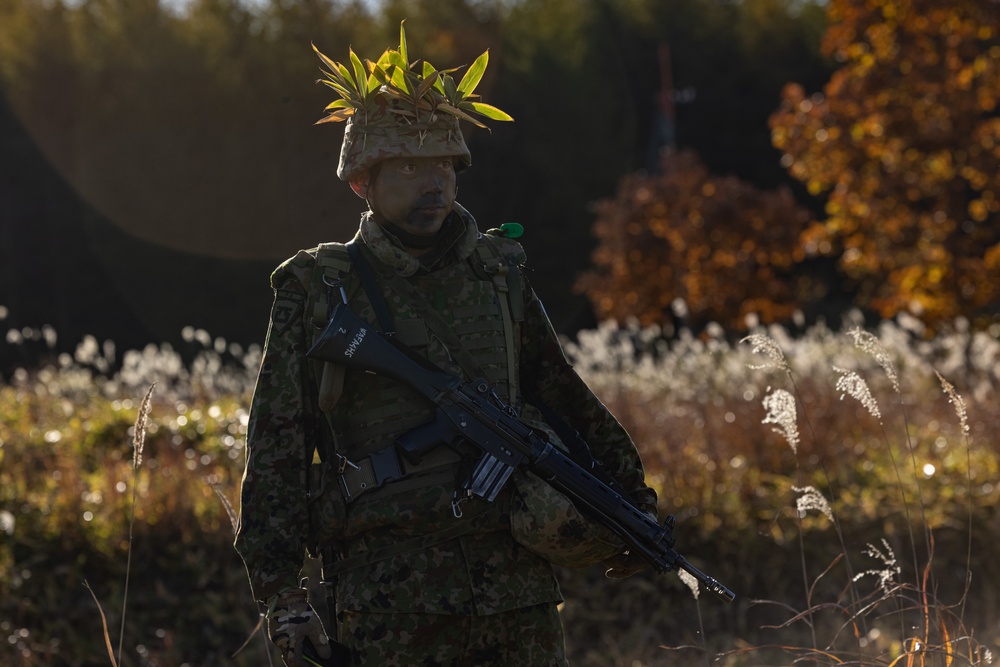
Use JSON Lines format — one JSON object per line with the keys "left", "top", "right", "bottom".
{"left": 344, "top": 327, "right": 367, "bottom": 358}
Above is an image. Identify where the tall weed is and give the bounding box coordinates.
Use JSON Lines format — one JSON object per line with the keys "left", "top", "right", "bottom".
{"left": 559, "top": 312, "right": 999, "bottom": 666}
{"left": 2, "top": 313, "right": 998, "bottom": 665}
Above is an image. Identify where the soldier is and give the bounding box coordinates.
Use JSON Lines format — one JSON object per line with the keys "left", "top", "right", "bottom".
{"left": 235, "top": 26, "right": 658, "bottom": 667}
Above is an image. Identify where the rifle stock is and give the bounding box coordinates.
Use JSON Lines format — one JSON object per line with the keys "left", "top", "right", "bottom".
{"left": 308, "top": 303, "right": 735, "bottom": 603}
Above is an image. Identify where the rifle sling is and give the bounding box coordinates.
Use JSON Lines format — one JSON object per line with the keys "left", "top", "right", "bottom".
{"left": 349, "top": 238, "right": 492, "bottom": 385}
{"left": 346, "top": 240, "right": 396, "bottom": 336}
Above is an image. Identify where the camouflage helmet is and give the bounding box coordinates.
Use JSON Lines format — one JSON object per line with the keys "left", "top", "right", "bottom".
{"left": 336, "top": 94, "right": 472, "bottom": 181}
{"left": 313, "top": 23, "right": 512, "bottom": 182}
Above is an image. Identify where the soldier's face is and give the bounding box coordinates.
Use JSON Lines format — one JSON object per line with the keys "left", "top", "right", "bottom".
{"left": 369, "top": 156, "right": 457, "bottom": 236}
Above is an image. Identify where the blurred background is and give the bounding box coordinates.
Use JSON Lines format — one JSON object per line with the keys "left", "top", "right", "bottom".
{"left": 0, "top": 0, "right": 841, "bottom": 369}
{"left": 3, "top": 0, "right": 998, "bottom": 369}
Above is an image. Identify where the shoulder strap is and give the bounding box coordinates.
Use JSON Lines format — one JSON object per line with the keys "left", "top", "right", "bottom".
{"left": 474, "top": 234, "right": 525, "bottom": 407}
{"left": 346, "top": 240, "right": 396, "bottom": 336}
{"left": 312, "top": 242, "right": 352, "bottom": 326}
{"left": 312, "top": 243, "right": 353, "bottom": 413}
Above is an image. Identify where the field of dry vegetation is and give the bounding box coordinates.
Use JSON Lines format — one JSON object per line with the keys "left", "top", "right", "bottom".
{"left": 2, "top": 312, "right": 999, "bottom": 666}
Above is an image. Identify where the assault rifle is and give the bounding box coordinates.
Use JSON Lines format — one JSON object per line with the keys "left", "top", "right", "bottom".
{"left": 307, "top": 303, "right": 735, "bottom": 604}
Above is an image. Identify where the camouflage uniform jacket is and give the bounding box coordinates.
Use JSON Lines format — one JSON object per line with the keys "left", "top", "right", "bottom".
{"left": 235, "top": 203, "right": 657, "bottom": 614}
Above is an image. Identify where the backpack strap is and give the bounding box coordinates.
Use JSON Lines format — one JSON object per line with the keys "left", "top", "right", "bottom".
{"left": 313, "top": 243, "right": 353, "bottom": 412}
{"left": 474, "top": 233, "right": 526, "bottom": 409}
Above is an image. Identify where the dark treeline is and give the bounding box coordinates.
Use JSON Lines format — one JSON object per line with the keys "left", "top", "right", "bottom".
{"left": 0, "top": 0, "right": 831, "bottom": 372}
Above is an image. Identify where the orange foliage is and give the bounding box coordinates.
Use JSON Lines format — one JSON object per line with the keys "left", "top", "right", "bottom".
{"left": 770, "top": 0, "right": 1000, "bottom": 327}
{"left": 576, "top": 150, "right": 814, "bottom": 331}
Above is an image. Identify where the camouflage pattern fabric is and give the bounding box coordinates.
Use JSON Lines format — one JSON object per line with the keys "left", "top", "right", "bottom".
{"left": 338, "top": 602, "right": 567, "bottom": 667}
{"left": 234, "top": 202, "right": 656, "bottom": 634}
{"left": 267, "top": 587, "right": 331, "bottom": 665}
{"left": 337, "top": 97, "right": 472, "bottom": 181}
{"left": 508, "top": 466, "right": 624, "bottom": 568}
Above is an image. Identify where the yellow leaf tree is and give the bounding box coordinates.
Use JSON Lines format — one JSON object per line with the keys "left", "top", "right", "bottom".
{"left": 770, "top": 0, "right": 1000, "bottom": 328}
{"left": 577, "top": 150, "right": 815, "bottom": 331}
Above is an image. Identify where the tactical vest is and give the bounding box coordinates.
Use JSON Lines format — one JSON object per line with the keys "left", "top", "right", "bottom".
{"left": 306, "top": 231, "right": 528, "bottom": 507}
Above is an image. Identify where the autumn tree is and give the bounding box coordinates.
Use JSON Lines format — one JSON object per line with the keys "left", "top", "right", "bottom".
{"left": 577, "top": 150, "right": 815, "bottom": 331}
{"left": 770, "top": 0, "right": 1000, "bottom": 328}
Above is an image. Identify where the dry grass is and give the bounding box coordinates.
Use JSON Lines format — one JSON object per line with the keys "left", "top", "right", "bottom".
{"left": 2, "top": 312, "right": 999, "bottom": 665}
{"left": 559, "top": 313, "right": 1000, "bottom": 666}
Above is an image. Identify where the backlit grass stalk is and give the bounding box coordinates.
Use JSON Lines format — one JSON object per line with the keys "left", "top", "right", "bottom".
{"left": 832, "top": 366, "right": 912, "bottom": 642}
{"left": 117, "top": 383, "right": 155, "bottom": 665}
{"left": 743, "top": 330, "right": 988, "bottom": 666}
{"left": 760, "top": 385, "right": 818, "bottom": 649}
{"left": 744, "top": 334, "right": 866, "bottom": 650}
{"left": 84, "top": 580, "right": 119, "bottom": 667}
{"left": 850, "top": 330, "right": 936, "bottom": 596}
{"left": 935, "top": 370, "right": 974, "bottom": 627}
{"left": 212, "top": 482, "right": 276, "bottom": 666}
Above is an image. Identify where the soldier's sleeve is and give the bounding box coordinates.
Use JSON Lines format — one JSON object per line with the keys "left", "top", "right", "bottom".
{"left": 519, "top": 284, "right": 658, "bottom": 516}
{"left": 234, "top": 254, "right": 319, "bottom": 602}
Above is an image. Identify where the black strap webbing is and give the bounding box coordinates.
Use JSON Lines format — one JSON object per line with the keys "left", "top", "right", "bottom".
{"left": 346, "top": 241, "right": 396, "bottom": 336}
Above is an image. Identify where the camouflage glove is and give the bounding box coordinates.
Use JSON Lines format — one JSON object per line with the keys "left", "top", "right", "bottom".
{"left": 267, "top": 587, "right": 332, "bottom": 667}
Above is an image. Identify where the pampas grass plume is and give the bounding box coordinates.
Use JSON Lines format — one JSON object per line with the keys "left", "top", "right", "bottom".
{"left": 132, "top": 383, "right": 155, "bottom": 468}
{"left": 833, "top": 366, "right": 882, "bottom": 422}
{"left": 849, "top": 329, "right": 900, "bottom": 394}
{"left": 762, "top": 388, "right": 800, "bottom": 454}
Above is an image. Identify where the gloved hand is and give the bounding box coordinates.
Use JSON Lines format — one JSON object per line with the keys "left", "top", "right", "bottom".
{"left": 602, "top": 549, "right": 649, "bottom": 579}
{"left": 267, "top": 587, "right": 332, "bottom": 667}
{"left": 603, "top": 505, "right": 658, "bottom": 579}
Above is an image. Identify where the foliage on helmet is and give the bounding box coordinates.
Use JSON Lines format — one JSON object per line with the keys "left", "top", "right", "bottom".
{"left": 313, "top": 22, "right": 513, "bottom": 130}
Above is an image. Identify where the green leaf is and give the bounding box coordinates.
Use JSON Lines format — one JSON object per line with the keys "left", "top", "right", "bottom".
{"left": 457, "top": 50, "right": 489, "bottom": 97}
{"left": 366, "top": 70, "right": 381, "bottom": 95}
{"left": 369, "top": 62, "right": 392, "bottom": 88}
{"left": 324, "top": 98, "right": 354, "bottom": 111}
{"left": 437, "top": 102, "right": 487, "bottom": 129}
{"left": 398, "top": 20, "right": 408, "bottom": 67}
{"left": 425, "top": 62, "right": 456, "bottom": 95}
{"left": 389, "top": 66, "right": 409, "bottom": 95}
{"left": 349, "top": 48, "right": 367, "bottom": 93}
{"left": 315, "top": 108, "right": 353, "bottom": 124}
{"left": 401, "top": 69, "right": 422, "bottom": 97}
{"left": 363, "top": 61, "right": 382, "bottom": 94}
{"left": 468, "top": 102, "right": 513, "bottom": 122}
{"left": 386, "top": 49, "right": 407, "bottom": 72}
{"left": 312, "top": 43, "right": 340, "bottom": 73}
{"left": 415, "top": 70, "right": 440, "bottom": 101}
{"left": 442, "top": 75, "right": 459, "bottom": 103}
{"left": 318, "top": 78, "right": 358, "bottom": 101}
{"left": 375, "top": 49, "right": 394, "bottom": 70}
{"left": 335, "top": 64, "right": 356, "bottom": 90}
